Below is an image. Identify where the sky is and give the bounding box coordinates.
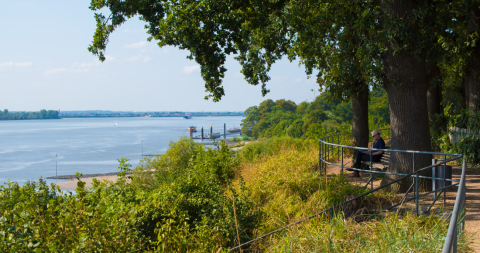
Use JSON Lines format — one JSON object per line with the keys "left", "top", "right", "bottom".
{"left": 0, "top": 1, "right": 319, "bottom": 112}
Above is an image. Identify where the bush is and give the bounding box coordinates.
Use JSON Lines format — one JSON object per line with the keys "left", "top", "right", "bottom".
{"left": 454, "top": 136, "right": 480, "bottom": 166}
{"left": 0, "top": 139, "right": 259, "bottom": 252}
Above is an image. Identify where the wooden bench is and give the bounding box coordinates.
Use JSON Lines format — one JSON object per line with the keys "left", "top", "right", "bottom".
{"left": 360, "top": 142, "right": 390, "bottom": 172}
{"left": 361, "top": 151, "right": 390, "bottom": 172}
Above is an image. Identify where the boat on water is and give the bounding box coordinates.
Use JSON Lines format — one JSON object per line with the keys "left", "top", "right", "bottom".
{"left": 188, "top": 126, "right": 197, "bottom": 133}
{"left": 227, "top": 128, "right": 241, "bottom": 133}
{"left": 207, "top": 132, "right": 222, "bottom": 138}
{"left": 184, "top": 113, "right": 192, "bottom": 119}
{"left": 192, "top": 132, "right": 221, "bottom": 139}
{"left": 114, "top": 121, "right": 117, "bottom": 127}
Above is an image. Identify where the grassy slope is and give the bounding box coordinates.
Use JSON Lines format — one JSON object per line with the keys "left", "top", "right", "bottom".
{"left": 233, "top": 137, "right": 470, "bottom": 252}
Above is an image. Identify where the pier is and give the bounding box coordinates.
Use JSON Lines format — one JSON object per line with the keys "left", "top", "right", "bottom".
{"left": 190, "top": 123, "right": 241, "bottom": 140}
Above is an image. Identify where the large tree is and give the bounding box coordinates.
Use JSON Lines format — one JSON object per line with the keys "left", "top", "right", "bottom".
{"left": 88, "top": 0, "right": 478, "bottom": 192}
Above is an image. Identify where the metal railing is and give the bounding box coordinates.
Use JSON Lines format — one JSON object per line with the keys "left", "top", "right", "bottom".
{"left": 319, "top": 131, "right": 466, "bottom": 253}
{"left": 229, "top": 131, "right": 466, "bottom": 252}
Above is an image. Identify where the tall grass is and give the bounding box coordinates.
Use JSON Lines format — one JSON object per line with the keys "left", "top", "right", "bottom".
{"left": 233, "top": 137, "right": 470, "bottom": 252}
{"left": 263, "top": 212, "right": 470, "bottom": 252}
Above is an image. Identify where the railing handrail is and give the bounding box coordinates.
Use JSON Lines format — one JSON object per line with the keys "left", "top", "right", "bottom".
{"left": 229, "top": 131, "right": 466, "bottom": 252}
{"left": 442, "top": 157, "right": 466, "bottom": 253}
{"left": 321, "top": 129, "right": 460, "bottom": 157}
{"left": 320, "top": 133, "right": 466, "bottom": 253}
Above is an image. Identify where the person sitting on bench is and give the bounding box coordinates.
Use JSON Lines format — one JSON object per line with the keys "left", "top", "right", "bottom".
{"left": 351, "top": 129, "right": 386, "bottom": 177}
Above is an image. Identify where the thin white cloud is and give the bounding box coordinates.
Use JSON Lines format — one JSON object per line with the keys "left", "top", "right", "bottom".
{"left": 44, "top": 56, "right": 114, "bottom": 75}
{"left": 128, "top": 56, "right": 141, "bottom": 62}
{"left": 124, "top": 41, "right": 147, "bottom": 49}
{"left": 0, "top": 61, "right": 33, "bottom": 69}
{"left": 128, "top": 56, "right": 151, "bottom": 62}
{"left": 44, "top": 68, "right": 68, "bottom": 75}
{"left": 182, "top": 65, "right": 200, "bottom": 74}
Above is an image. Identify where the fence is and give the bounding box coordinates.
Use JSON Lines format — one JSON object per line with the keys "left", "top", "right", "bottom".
{"left": 449, "top": 126, "right": 478, "bottom": 144}
{"left": 319, "top": 131, "right": 466, "bottom": 253}
{"left": 230, "top": 130, "right": 466, "bottom": 252}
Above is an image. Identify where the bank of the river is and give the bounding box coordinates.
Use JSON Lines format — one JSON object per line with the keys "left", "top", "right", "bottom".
{"left": 53, "top": 139, "right": 247, "bottom": 191}
{"left": 0, "top": 116, "right": 244, "bottom": 185}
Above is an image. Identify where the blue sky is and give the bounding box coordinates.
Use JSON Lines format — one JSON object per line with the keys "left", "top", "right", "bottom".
{"left": 0, "top": 1, "right": 319, "bottom": 112}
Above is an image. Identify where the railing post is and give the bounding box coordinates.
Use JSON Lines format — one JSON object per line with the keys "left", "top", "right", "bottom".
{"left": 323, "top": 141, "right": 326, "bottom": 174}
{"left": 444, "top": 154, "right": 447, "bottom": 207}
{"left": 370, "top": 151, "right": 373, "bottom": 190}
{"left": 453, "top": 228, "right": 458, "bottom": 253}
{"left": 415, "top": 171, "right": 419, "bottom": 216}
{"left": 413, "top": 153, "right": 419, "bottom": 215}
{"left": 337, "top": 135, "right": 339, "bottom": 158}
{"left": 460, "top": 157, "right": 466, "bottom": 231}
{"left": 327, "top": 136, "right": 330, "bottom": 162}
{"left": 319, "top": 140, "right": 322, "bottom": 176}
{"left": 341, "top": 147, "right": 344, "bottom": 173}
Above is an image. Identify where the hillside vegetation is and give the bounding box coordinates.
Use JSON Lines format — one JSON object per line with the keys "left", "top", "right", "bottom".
{"left": 0, "top": 137, "right": 468, "bottom": 252}
{"left": 241, "top": 89, "right": 389, "bottom": 140}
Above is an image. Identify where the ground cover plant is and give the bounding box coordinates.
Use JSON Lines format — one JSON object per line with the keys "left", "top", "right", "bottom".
{"left": 0, "top": 137, "right": 469, "bottom": 252}
{"left": 260, "top": 212, "right": 470, "bottom": 252}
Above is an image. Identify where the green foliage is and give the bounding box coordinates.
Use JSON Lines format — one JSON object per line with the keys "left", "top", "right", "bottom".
{"left": 0, "top": 109, "right": 60, "bottom": 120}
{"left": 0, "top": 138, "right": 258, "bottom": 252}
{"left": 302, "top": 110, "right": 327, "bottom": 132}
{"left": 241, "top": 90, "right": 390, "bottom": 140}
{"left": 131, "top": 137, "right": 259, "bottom": 250}
{"left": 235, "top": 137, "right": 397, "bottom": 250}
{"left": 274, "top": 99, "right": 297, "bottom": 113}
{"left": 237, "top": 137, "right": 315, "bottom": 163}
{"left": 0, "top": 178, "right": 144, "bottom": 252}
{"left": 368, "top": 88, "right": 390, "bottom": 128}
{"left": 286, "top": 119, "right": 304, "bottom": 138}
{"left": 0, "top": 136, "right": 467, "bottom": 251}
{"left": 262, "top": 212, "right": 467, "bottom": 252}
{"left": 454, "top": 136, "right": 480, "bottom": 166}
{"left": 431, "top": 108, "right": 480, "bottom": 166}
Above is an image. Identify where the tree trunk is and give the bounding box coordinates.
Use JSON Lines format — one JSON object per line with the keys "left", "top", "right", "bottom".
{"left": 380, "top": 0, "right": 432, "bottom": 193}
{"left": 465, "top": 8, "right": 480, "bottom": 113}
{"left": 352, "top": 84, "right": 369, "bottom": 148}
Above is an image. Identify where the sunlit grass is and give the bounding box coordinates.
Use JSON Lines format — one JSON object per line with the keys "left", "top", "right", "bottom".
{"left": 263, "top": 212, "right": 471, "bottom": 252}
{"left": 231, "top": 137, "right": 470, "bottom": 252}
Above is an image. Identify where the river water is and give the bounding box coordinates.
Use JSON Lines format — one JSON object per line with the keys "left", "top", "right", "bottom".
{"left": 0, "top": 116, "right": 243, "bottom": 186}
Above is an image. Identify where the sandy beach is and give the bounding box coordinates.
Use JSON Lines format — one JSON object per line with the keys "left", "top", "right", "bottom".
{"left": 55, "top": 175, "right": 120, "bottom": 191}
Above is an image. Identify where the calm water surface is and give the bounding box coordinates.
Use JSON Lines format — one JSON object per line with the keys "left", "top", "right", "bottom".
{"left": 0, "top": 116, "right": 243, "bottom": 185}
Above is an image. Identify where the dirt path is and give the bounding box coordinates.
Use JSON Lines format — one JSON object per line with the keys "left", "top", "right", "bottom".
{"left": 325, "top": 158, "right": 480, "bottom": 251}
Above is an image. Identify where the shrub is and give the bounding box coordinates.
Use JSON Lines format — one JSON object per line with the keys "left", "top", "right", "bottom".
{"left": 454, "top": 136, "right": 480, "bottom": 166}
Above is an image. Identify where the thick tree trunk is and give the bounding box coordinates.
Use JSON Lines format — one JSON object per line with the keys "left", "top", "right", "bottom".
{"left": 352, "top": 84, "right": 369, "bottom": 148}
{"left": 382, "top": 51, "right": 432, "bottom": 192}
{"left": 380, "top": 0, "right": 432, "bottom": 193}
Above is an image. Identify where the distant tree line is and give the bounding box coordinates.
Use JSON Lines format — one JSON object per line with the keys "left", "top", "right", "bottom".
{"left": 60, "top": 111, "right": 244, "bottom": 118}
{"left": 0, "top": 109, "right": 59, "bottom": 120}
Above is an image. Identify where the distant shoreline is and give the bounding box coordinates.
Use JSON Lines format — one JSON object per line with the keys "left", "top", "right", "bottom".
{"left": 47, "top": 172, "right": 124, "bottom": 180}
{"left": 1, "top": 110, "right": 244, "bottom": 121}
{"left": 60, "top": 114, "right": 243, "bottom": 118}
